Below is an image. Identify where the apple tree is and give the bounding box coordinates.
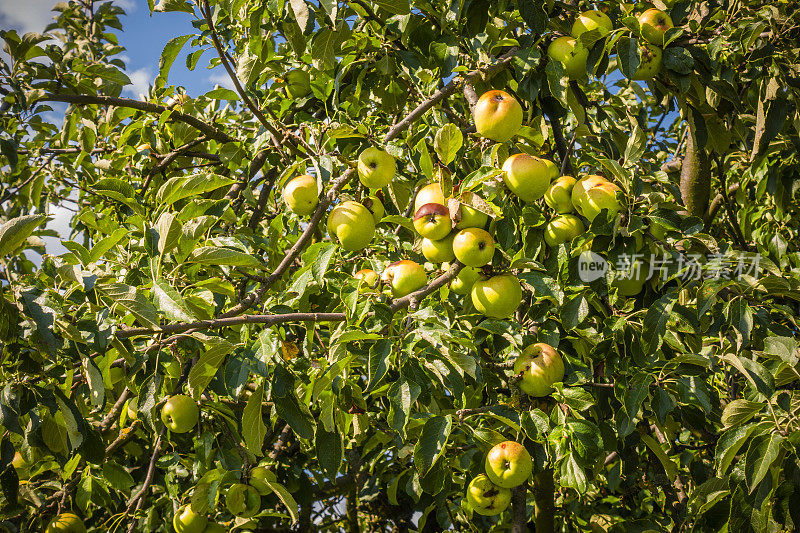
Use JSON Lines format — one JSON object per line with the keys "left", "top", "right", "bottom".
{"left": 1, "top": 0, "right": 799, "bottom": 531}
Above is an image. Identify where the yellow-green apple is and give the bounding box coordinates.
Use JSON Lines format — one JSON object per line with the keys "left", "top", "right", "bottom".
{"left": 547, "top": 36, "right": 590, "bottom": 79}
{"left": 382, "top": 260, "right": 427, "bottom": 297}
{"left": 502, "top": 154, "right": 553, "bottom": 202}
{"left": 171, "top": 505, "right": 207, "bottom": 533}
{"left": 638, "top": 8, "right": 674, "bottom": 45}
{"left": 471, "top": 274, "right": 522, "bottom": 319}
{"left": 414, "top": 203, "right": 452, "bottom": 240}
{"left": 513, "top": 343, "right": 565, "bottom": 397}
{"left": 543, "top": 158, "right": 560, "bottom": 181}
{"left": 571, "top": 10, "right": 613, "bottom": 39}
{"left": 466, "top": 474, "right": 512, "bottom": 516}
{"left": 450, "top": 266, "right": 481, "bottom": 295}
{"left": 571, "top": 175, "right": 609, "bottom": 215}
{"left": 226, "top": 483, "right": 261, "bottom": 518}
{"left": 45, "top": 514, "right": 86, "bottom": 533}
{"left": 544, "top": 176, "right": 577, "bottom": 213}
{"left": 421, "top": 234, "right": 455, "bottom": 263}
{"left": 354, "top": 268, "right": 379, "bottom": 289}
{"left": 612, "top": 262, "right": 650, "bottom": 296}
{"left": 284, "top": 69, "right": 311, "bottom": 98}
{"left": 363, "top": 194, "right": 384, "bottom": 223}
{"left": 484, "top": 441, "right": 533, "bottom": 488}
{"left": 581, "top": 181, "right": 623, "bottom": 222}
{"left": 453, "top": 228, "right": 495, "bottom": 267}
{"left": 473, "top": 90, "right": 524, "bottom": 142}
{"left": 282, "top": 174, "right": 318, "bottom": 216}
{"left": 160, "top": 395, "right": 199, "bottom": 434}
{"left": 414, "top": 182, "right": 445, "bottom": 213}
{"left": 357, "top": 147, "right": 396, "bottom": 189}
{"left": 327, "top": 201, "right": 376, "bottom": 251}
{"left": 249, "top": 467, "right": 277, "bottom": 495}
{"left": 632, "top": 44, "right": 662, "bottom": 80}
{"left": 455, "top": 204, "right": 489, "bottom": 229}
{"left": 544, "top": 214, "right": 585, "bottom": 247}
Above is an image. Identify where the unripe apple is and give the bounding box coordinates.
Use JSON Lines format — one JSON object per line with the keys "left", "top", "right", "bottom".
{"left": 632, "top": 43, "right": 662, "bottom": 80}
{"left": 172, "top": 504, "right": 207, "bottom": 533}
{"left": 466, "top": 474, "right": 512, "bottom": 516}
{"left": 450, "top": 266, "right": 481, "bottom": 295}
{"left": 502, "top": 154, "right": 553, "bottom": 202}
{"left": 284, "top": 69, "right": 311, "bottom": 99}
{"left": 452, "top": 228, "right": 495, "bottom": 267}
{"left": 226, "top": 483, "right": 261, "bottom": 518}
{"left": 612, "top": 262, "right": 651, "bottom": 296}
{"left": 363, "top": 194, "right": 384, "bottom": 223}
{"left": 543, "top": 158, "right": 560, "bottom": 181}
{"left": 414, "top": 203, "right": 452, "bottom": 240}
{"left": 513, "top": 343, "right": 565, "bottom": 397}
{"left": 571, "top": 175, "right": 609, "bottom": 215}
{"left": 473, "top": 90, "right": 523, "bottom": 142}
{"left": 283, "top": 174, "right": 319, "bottom": 216}
{"left": 547, "top": 36, "right": 589, "bottom": 80}
{"left": 414, "top": 182, "right": 445, "bottom": 213}
{"left": 571, "top": 10, "right": 613, "bottom": 39}
{"left": 354, "top": 268, "right": 379, "bottom": 289}
{"left": 160, "top": 395, "right": 199, "bottom": 434}
{"left": 46, "top": 513, "right": 86, "bottom": 533}
{"left": 357, "top": 147, "right": 396, "bottom": 189}
{"left": 484, "top": 441, "right": 533, "bottom": 488}
{"left": 471, "top": 274, "right": 522, "bottom": 319}
{"left": 638, "top": 8, "right": 674, "bottom": 45}
{"left": 249, "top": 466, "right": 277, "bottom": 495}
{"left": 455, "top": 204, "right": 489, "bottom": 230}
{"left": 581, "top": 182, "right": 623, "bottom": 222}
{"left": 382, "top": 260, "right": 427, "bottom": 297}
{"left": 544, "top": 176, "right": 577, "bottom": 213}
{"left": 327, "top": 201, "right": 376, "bottom": 251}
{"left": 421, "top": 234, "right": 455, "bottom": 263}
{"left": 544, "top": 214, "right": 585, "bottom": 247}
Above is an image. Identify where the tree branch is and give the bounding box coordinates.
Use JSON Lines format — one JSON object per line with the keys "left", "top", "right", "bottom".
{"left": 542, "top": 99, "right": 573, "bottom": 176}
{"left": 511, "top": 485, "right": 528, "bottom": 533}
{"left": 532, "top": 469, "right": 554, "bottom": 533}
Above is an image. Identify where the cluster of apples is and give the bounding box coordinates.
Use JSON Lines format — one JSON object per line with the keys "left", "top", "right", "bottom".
{"left": 547, "top": 7, "right": 675, "bottom": 81}
{"left": 466, "top": 441, "right": 533, "bottom": 516}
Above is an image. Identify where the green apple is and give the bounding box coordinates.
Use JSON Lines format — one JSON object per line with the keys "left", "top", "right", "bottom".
{"left": 203, "top": 524, "right": 227, "bottom": 533}
{"left": 226, "top": 483, "right": 261, "bottom": 518}
{"left": 45, "top": 513, "right": 86, "bottom": 533}
{"left": 638, "top": 8, "right": 674, "bottom": 45}
{"left": 544, "top": 214, "right": 585, "bottom": 247}
{"left": 414, "top": 203, "right": 452, "bottom": 240}
{"left": 160, "top": 395, "right": 199, "bottom": 434}
{"left": 484, "top": 441, "right": 533, "bottom": 488}
{"left": 455, "top": 204, "right": 489, "bottom": 230}
{"left": 421, "top": 234, "right": 455, "bottom": 263}
{"left": 452, "top": 228, "right": 495, "bottom": 267}
{"left": 249, "top": 466, "right": 277, "bottom": 495}
{"left": 581, "top": 182, "right": 623, "bottom": 222}
{"left": 544, "top": 176, "right": 577, "bottom": 213}
{"left": 414, "top": 182, "right": 446, "bottom": 213}
{"left": 547, "top": 36, "right": 589, "bottom": 79}
{"left": 612, "top": 262, "right": 650, "bottom": 296}
{"left": 502, "top": 153, "right": 554, "bottom": 202}
{"left": 471, "top": 274, "right": 522, "bottom": 319}
{"left": 382, "top": 260, "right": 427, "bottom": 297}
{"left": 357, "top": 147, "right": 396, "bottom": 189}
{"left": 354, "top": 268, "right": 379, "bottom": 289}
{"left": 473, "top": 90, "right": 524, "bottom": 142}
{"left": 363, "top": 194, "right": 384, "bottom": 223}
{"left": 513, "top": 343, "right": 565, "bottom": 397}
{"left": 284, "top": 69, "right": 311, "bottom": 98}
{"left": 571, "top": 10, "right": 613, "bottom": 40}
{"left": 172, "top": 504, "right": 207, "bottom": 533}
{"left": 543, "top": 158, "right": 560, "bottom": 181}
{"left": 327, "top": 201, "right": 376, "bottom": 251}
{"left": 450, "top": 266, "right": 481, "bottom": 295}
{"left": 283, "top": 174, "right": 319, "bottom": 216}
{"left": 571, "top": 175, "right": 609, "bottom": 215}
{"left": 632, "top": 43, "right": 662, "bottom": 80}
{"left": 466, "top": 474, "right": 512, "bottom": 516}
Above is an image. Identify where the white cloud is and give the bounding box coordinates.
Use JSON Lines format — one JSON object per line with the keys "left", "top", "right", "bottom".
{"left": 207, "top": 72, "right": 235, "bottom": 90}
{"left": 124, "top": 67, "right": 153, "bottom": 99}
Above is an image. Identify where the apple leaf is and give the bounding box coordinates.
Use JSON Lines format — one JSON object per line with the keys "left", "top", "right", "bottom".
{"left": 156, "top": 173, "right": 235, "bottom": 205}
{"left": 434, "top": 124, "right": 462, "bottom": 166}
{"left": 616, "top": 36, "right": 641, "bottom": 79}
{"left": 414, "top": 415, "right": 452, "bottom": 475}
{"left": 187, "top": 336, "right": 235, "bottom": 400}
{"left": 0, "top": 214, "right": 46, "bottom": 257}
{"left": 242, "top": 382, "right": 268, "bottom": 456}
{"left": 261, "top": 478, "right": 299, "bottom": 524}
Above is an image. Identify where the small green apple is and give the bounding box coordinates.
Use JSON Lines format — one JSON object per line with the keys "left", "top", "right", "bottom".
{"left": 357, "top": 147, "right": 396, "bottom": 189}
{"left": 450, "top": 266, "right": 481, "bottom": 295}
{"left": 484, "top": 441, "right": 533, "bottom": 488}
{"left": 382, "top": 260, "right": 427, "bottom": 297}
{"left": 571, "top": 175, "right": 609, "bottom": 215}
{"left": 547, "top": 36, "right": 590, "bottom": 79}
{"left": 363, "top": 194, "right": 384, "bottom": 223}
{"left": 544, "top": 176, "right": 577, "bottom": 213}
{"left": 283, "top": 174, "right": 319, "bottom": 216}
{"left": 502, "top": 153, "right": 554, "bottom": 202}
{"left": 354, "top": 268, "right": 379, "bottom": 290}
{"left": 471, "top": 274, "right": 522, "bottom": 319}
{"left": 249, "top": 466, "right": 277, "bottom": 495}
{"left": 632, "top": 44, "right": 662, "bottom": 80}
{"left": 414, "top": 182, "right": 446, "bottom": 213}
{"left": 414, "top": 203, "right": 452, "bottom": 240}
{"left": 226, "top": 483, "right": 261, "bottom": 518}
{"left": 284, "top": 69, "right": 311, "bottom": 99}
{"left": 473, "top": 90, "right": 523, "bottom": 142}
{"left": 421, "top": 234, "right": 455, "bottom": 263}
{"left": 45, "top": 514, "right": 86, "bottom": 533}
{"left": 571, "top": 10, "right": 613, "bottom": 40}
{"left": 327, "top": 201, "right": 376, "bottom": 251}
{"left": 513, "top": 343, "right": 565, "bottom": 397}
{"left": 160, "top": 395, "right": 199, "bottom": 434}
{"left": 455, "top": 204, "right": 489, "bottom": 230}
{"left": 466, "top": 474, "right": 512, "bottom": 516}
{"left": 544, "top": 214, "right": 585, "bottom": 247}
{"left": 452, "top": 228, "right": 495, "bottom": 267}
{"left": 638, "top": 8, "right": 674, "bottom": 45}
{"left": 172, "top": 504, "right": 207, "bottom": 533}
{"left": 612, "top": 262, "right": 650, "bottom": 296}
